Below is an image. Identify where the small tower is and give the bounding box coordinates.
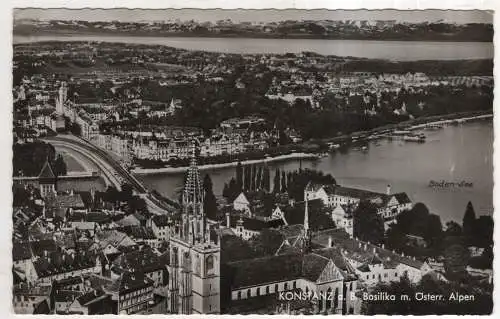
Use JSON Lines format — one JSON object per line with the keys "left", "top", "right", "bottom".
{"left": 38, "top": 159, "right": 57, "bottom": 198}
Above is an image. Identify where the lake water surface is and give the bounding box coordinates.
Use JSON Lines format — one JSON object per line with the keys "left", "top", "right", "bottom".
{"left": 137, "top": 121, "right": 493, "bottom": 223}
{"left": 13, "top": 34, "right": 494, "bottom": 61}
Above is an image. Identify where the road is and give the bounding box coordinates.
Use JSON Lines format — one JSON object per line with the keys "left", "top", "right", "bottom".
{"left": 44, "top": 134, "right": 177, "bottom": 215}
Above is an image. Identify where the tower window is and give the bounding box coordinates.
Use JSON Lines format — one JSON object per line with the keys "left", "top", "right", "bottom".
{"left": 205, "top": 255, "right": 214, "bottom": 275}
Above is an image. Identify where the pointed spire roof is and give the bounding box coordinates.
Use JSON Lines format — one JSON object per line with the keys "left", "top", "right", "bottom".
{"left": 38, "top": 159, "right": 56, "bottom": 181}
{"left": 304, "top": 193, "right": 309, "bottom": 232}
{"left": 183, "top": 139, "right": 203, "bottom": 209}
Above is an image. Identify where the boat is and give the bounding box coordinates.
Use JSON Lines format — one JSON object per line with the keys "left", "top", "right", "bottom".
{"left": 403, "top": 133, "right": 426, "bottom": 142}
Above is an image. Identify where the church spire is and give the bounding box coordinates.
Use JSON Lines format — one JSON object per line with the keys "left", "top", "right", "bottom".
{"left": 181, "top": 139, "right": 206, "bottom": 243}
{"left": 304, "top": 192, "right": 309, "bottom": 232}
{"left": 301, "top": 191, "right": 311, "bottom": 252}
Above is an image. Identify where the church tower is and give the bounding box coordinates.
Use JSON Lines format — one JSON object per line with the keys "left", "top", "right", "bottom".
{"left": 57, "top": 82, "right": 67, "bottom": 115}
{"left": 168, "top": 140, "right": 221, "bottom": 314}
{"left": 38, "top": 159, "right": 57, "bottom": 198}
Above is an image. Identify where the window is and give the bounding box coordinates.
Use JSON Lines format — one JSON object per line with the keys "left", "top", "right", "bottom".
{"left": 293, "top": 281, "right": 297, "bottom": 289}
{"left": 275, "top": 284, "right": 279, "bottom": 292}
{"left": 205, "top": 255, "right": 214, "bottom": 275}
{"left": 266, "top": 286, "right": 269, "bottom": 294}
{"left": 395, "top": 272, "right": 398, "bottom": 277}
{"left": 284, "top": 283, "right": 288, "bottom": 290}
{"left": 256, "top": 288, "right": 260, "bottom": 296}
{"left": 237, "top": 291, "right": 241, "bottom": 300}
{"left": 247, "top": 289, "right": 251, "bottom": 298}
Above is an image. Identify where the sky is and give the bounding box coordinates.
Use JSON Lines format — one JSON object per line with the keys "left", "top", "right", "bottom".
{"left": 13, "top": 8, "right": 493, "bottom": 24}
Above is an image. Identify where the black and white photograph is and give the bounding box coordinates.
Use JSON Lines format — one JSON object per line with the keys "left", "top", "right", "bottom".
{"left": 10, "top": 6, "right": 494, "bottom": 315}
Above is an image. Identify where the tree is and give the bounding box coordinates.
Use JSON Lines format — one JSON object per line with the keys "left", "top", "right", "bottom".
{"left": 222, "top": 182, "right": 230, "bottom": 199}
{"left": 53, "top": 154, "right": 67, "bottom": 176}
{"left": 362, "top": 274, "right": 493, "bottom": 315}
{"left": 353, "top": 201, "right": 385, "bottom": 245}
{"left": 262, "top": 166, "right": 271, "bottom": 192}
{"left": 250, "top": 164, "right": 257, "bottom": 191}
{"left": 235, "top": 162, "right": 243, "bottom": 192}
{"left": 462, "top": 201, "right": 476, "bottom": 246}
{"left": 221, "top": 235, "right": 257, "bottom": 264}
{"left": 128, "top": 195, "right": 148, "bottom": 214}
{"left": 120, "top": 183, "right": 134, "bottom": 201}
{"left": 203, "top": 174, "right": 218, "bottom": 220}
{"left": 244, "top": 165, "right": 251, "bottom": 191}
{"left": 272, "top": 168, "right": 281, "bottom": 193}
{"left": 250, "top": 229, "right": 285, "bottom": 256}
{"left": 474, "top": 216, "right": 493, "bottom": 248}
{"left": 255, "top": 166, "right": 262, "bottom": 190}
{"left": 281, "top": 171, "right": 287, "bottom": 192}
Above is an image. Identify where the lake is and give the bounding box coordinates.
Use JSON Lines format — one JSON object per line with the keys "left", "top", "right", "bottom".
{"left": 13, "top": 34, "right": 494, "bottom": 61}
{"left": 136, "top": 121, "right": 493, "bottom": 224}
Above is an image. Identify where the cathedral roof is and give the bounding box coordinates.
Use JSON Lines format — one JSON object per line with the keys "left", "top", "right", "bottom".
{"left": 226, "top": 254, "right": 303, "bottom": 289}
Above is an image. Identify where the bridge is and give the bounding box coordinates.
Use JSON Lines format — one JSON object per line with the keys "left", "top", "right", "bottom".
{"left": 43, "top": 134, "right": 178, "bottom": 215}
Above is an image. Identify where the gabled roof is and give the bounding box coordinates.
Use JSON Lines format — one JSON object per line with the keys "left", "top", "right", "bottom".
{"left": 301, "top": 253, "right": 330, "bottom": 282}
{"left": 13, "top": 242, "right": 32, "bottom": 261}
{"left": 76, "top": 289, "right": 108, "bottom": 306}
{"left": 38, "top": 160, "right": 56, "bottom": 181}
{"left": 152, "top": 215, "right": 171, "bottom": 227}
{"left": 392, "top": 192, "right": 411, "bottom": 205}
{"left": 233, "top": 192, "right": 250, "bottom": 205}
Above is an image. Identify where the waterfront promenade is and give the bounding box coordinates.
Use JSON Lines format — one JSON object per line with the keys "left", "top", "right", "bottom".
{"left": 43, "top": 134, "right": 177, "bottom": 215}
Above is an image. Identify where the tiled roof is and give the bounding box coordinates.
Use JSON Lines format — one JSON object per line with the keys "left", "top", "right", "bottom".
{"left": 13, "top": 242, "right": 32, "bottom": 261}
{"left": 312, "top": 230, "right": 424, "bottom": 270}
{"left": 329, "top": 186, "right": 384, "bottom": 200}
{"left": 112, "top": 247, "right": 166, "bottom": 274}
{"left": 30, "top": 239, "right": 58, "bottom": 257}
{"left": 33, "top": 251, "right": 97, "bottom": 278}
{"left": 76, "top": 289, "right": 108, "bottom": 306}
{"left": 54, "top": 289, "right": 82, "bottom": 302}
{"left": 229, "top": 215, "right": 284, "bottom": 231}
{"left": 152, "top": 215, "right": 171, "bottom": 227}
{"left": 121, "top": 226, "right": 156, "bottom": 240}
{"left": 278, "top": 224, "right": 304, "bottom": 240}
{"left": 38, "top": 160, "right": 56, "bottom": 180}
{"left": 393, "top": 192, "right": 411, "bottom": 205}
{"left": 106, "top": 271, "right": 153, "bottom": 294}
{"left": 301, "top": 253, "right": 330, "bottom": 282}
{"left": 226, "top": 254, "right": 303, "bottom": 289}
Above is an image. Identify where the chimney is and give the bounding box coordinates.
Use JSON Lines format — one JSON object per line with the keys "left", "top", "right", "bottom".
{"left": 328, "top": 236, "right": 333, "bottom": 248}
{"left": 382, "top": 244, "right": 385, "bottom": 249}
{"left": 70, "top": 189, "right": 74, "bottom": 196}
{"left": 43, "top": 250, "right": 48, "bottom": 257}
{"left": 402, "top": 252, "right": 405, "bottom": 257}
{"left": 386, "top": 184, "right": 391, "bottom": 195}
{"left": 372, "top": 247, "right": 376, "bottom": 253}
{"left": 226, "top": 212, "right": 231, "bottom": 228}
{"left": 364, "top": 243, "right": 367, "bottom": 251}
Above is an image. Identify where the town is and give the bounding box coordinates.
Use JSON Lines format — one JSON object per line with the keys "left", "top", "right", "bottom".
{"left": 11, "top": 14, "right": 494, "bottom": 316}
{"left": 13, "top": 41, "right": 493, "bottom": 169}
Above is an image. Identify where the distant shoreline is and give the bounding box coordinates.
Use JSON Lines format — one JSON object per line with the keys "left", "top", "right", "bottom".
{"left": 13, "top": 29, "right": 494, "bottom": 43}
{"left": 131, "top": 112, "right": 492, "bottom": 176}
{"left": 131, "top": 152, "right": 319, "bottom": 175}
